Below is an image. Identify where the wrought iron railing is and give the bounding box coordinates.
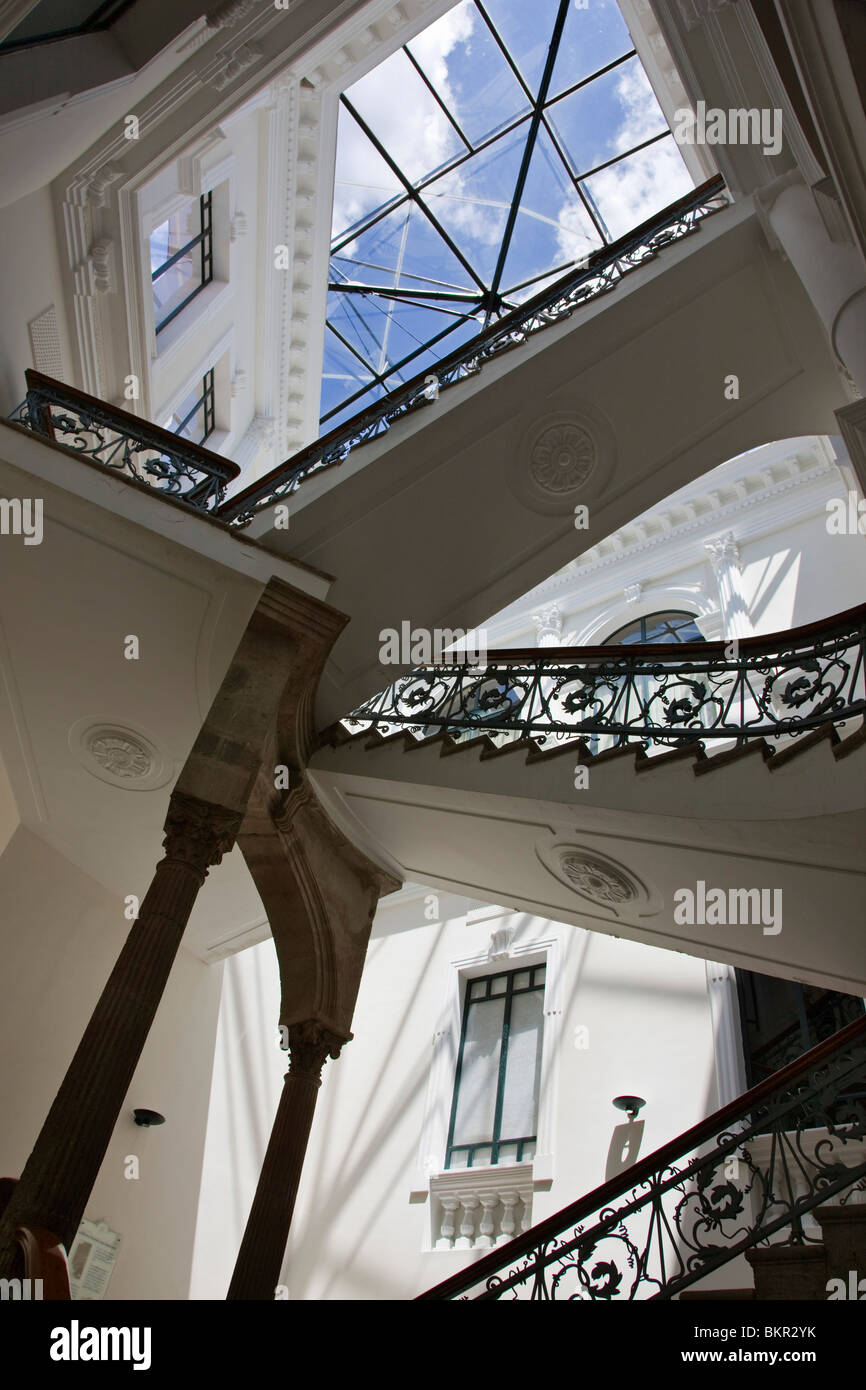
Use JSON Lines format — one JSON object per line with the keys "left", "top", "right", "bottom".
{"left": 9, "top": 371, "right": 239, "bottom": 513}
{"left": 218, "top": 176, "right": 729, "bottom": 525}
{"left": 339, "top": 606, "right": 866, "bottom": 752}
{"left": 417, "top": 1013, "right": 866, "bottom": 1300}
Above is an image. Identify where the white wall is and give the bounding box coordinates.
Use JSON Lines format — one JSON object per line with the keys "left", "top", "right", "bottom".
{"left": 188, "top": 937, "right": 284, "bottom": 1301}
{"left": 190, "top": 886, "right": 719, "bottom": 1301}
{"left": 0, "top": 825, "right": 223, "bottom": 1299}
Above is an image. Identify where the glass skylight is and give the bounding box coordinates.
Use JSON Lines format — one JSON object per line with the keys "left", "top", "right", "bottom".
{"left": 321, "top": 0, "right": 694, "bottom": 426}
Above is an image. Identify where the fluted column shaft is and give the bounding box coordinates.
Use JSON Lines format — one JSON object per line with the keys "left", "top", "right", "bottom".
{"left": 0, "top": 792, "right": 240, "bottom": 1275}
{"left": 226, "top": 1022, "right": 344, "bottom": 1300}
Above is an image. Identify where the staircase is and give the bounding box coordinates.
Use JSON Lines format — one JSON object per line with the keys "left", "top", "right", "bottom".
{"left": 416, "top": 1014, "right": 866, "bottom": 1300}
{"left": 309, "top": 609, "right": 866, "bottom": 992}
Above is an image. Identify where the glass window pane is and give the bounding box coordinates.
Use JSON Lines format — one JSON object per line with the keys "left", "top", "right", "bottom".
{"left": 346, "top": 48, "right": 465, "bottom": 186}
{"left": 408, "top": 1, "right": 530, "bottom": 147}
{"left": 533, "top": 964, "right": 546, "bottom": 986}
{"left": 581, "top": 133, "right": 692, "bottom": 241}
{"left": 150, "top": 204, "right": 197, "bottom": 273}
{"left": 489, "top": 975, "right": 507, "bottom": 996}
{"left": 547, "top": 56, "right": 667, "bottom": 180}
{"left": 512, "top": 970, "right": 531, "bottom": 990}
{"left": 471, "top": 1145, "right": 493, "bottom": 1167}
{"left": 334, "top": 202, "right": 479, "bottom": 296}
{"left": 500, "top": 989, "right": 543, "bottom": 1139}
{"left": 331, "top": 105, "right": 405, "bottom": 242}
{"left": 425, "top": 124, "right": 529, "bottom": 285}
{"left": 320, "top": 326, "right": 376, "bottom": 419}
{"left": 499, "top": 124, "right": 601, "bottom": 294}
{"left": 469, "top": 979, "right": 487, "bottom": 999}
{"left": 481, "top": 0, "right": 563, "bottom": 97}
{"left": 451, "top": 995, "right": 506, "bottom": 1146}
{"left": 548, "top": 0, "right": 633, "bottom": 98}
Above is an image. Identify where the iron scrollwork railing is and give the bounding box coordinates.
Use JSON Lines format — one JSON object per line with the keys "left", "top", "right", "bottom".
{"left": 10, "top": 371, "right": 239, "bottom": 513}
{"left": 341, "top": 607, "right": 866, "bottom": 752}
{"left": 418, "top": 1014, "right": 866, "bottom": 1301}
{"left": 218, "top": 176, "right": 729, "bottom": 526}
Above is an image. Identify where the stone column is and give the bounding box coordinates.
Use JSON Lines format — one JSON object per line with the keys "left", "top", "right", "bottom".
{"left": 226, "top": 1021, "right": 345, "bottom": 1300}
{"left": 0, "top": 792, "right": 240, "bottom": 1275}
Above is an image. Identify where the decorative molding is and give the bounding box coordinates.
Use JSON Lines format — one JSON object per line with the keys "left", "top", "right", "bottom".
{"left": 69, "top": 718, "right": 174, "bottom": 793}
{"left": 624, "top": 582, "right": 642, "bottom": 605}
{"left": 208, "top": 42, "right": 262, "bottom": 92}
{"left": 430, "top": 1166, "right": 533, "bottom": 1251}
{"left": 205, "top": 0, "right": 260, "bottom": 30}
{"left": 86, "top": 729, "right": 154, "bottom": 781}
{"left": 531, "top": 601, "right": 565, "bottom": 648}
{"left": 675, "top": 0, "right": 735, "bottom": 29}
{"left": 529, "top": 421, "right": 596, "bottom": 496}
{"left": 85, "top": 165, "right": 122, "bottom": 209}
{"left": 535, "top": 838, "right": 661, "bottom": 922}
{"left": 90, "top": 239, "right": 116, "bottom": 296}
{"left": 177, "top": 129, "right": 229, "bottom": 196}
{"left": 487, "top": 925, "right": 515, "bottom": 960}
{"left": 512, "top": 406, "right": 616, "bottom": 517}
{"left": 162, "top": 791, "right": 243, "bottom": 874}
{"left": 704, "top": 529, "right": 740, "bottom": 575}
{"left": 286, "top": 1019, "right": 346, "bottom": 1080}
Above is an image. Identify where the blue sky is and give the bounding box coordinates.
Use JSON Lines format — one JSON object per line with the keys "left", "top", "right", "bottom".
{"left": 321, "top": 0, "right": 694, "bottom": 426}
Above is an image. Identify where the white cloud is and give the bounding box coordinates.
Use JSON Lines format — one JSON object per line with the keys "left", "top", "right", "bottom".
{"left": 333, "top": 5, "right": 476, "bottom": 244}
{"left": 572, "top": 61, "right": 693, "bottom": 243}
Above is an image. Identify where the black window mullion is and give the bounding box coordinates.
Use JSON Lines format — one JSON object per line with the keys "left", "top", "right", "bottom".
{"left": 328, "top": 283, "right": 481, "bottom": 305}
{"left": 402, "top": 43, "right": 474, "bottom": 152}
{"left": 489, "top": 973, "right": 515, "bottom": 1166}
{"left": 486, "top": 0, "right": 572, "bottom": 306}
{"left": 319, "top": 309, "right": 479, "bottom": 424}
{"left": 575, "top": 128, "right": 671, "bottom": 185}
{"left": 475, "top": 1, "right": 536, "bottom": 108}
{"left": 326, "top": 317, "right": 380, "bottom": 378}
{"left": 154, "top": 193, "right": 213, "bottom": 335}
{"left": 152, "top": 232, "right": 203, "bottom": 282}
{"left": 340, "top": 97, "right": 489, "bottom": 296}
{"left": 543, "top": 46, "right": 636, "bottom": 111}
{"left": 538, "top": 111, "right": 610, "bottom": 245}
{"left": 444, "top": 978, "right": 475, "bottom": 1170}
{"left": 329, "top": 106, "right": 536, "bottom": 260}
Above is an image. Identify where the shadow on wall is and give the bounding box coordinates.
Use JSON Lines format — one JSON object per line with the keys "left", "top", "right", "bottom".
{"left": 605, "top": 1120, "right": 645, "bottom": 1182}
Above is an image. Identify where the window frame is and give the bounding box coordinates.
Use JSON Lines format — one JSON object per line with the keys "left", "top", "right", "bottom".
{"left": 167, "top": 368, "right": 216, "bottom": 447}
{"left": 151, "top": 192, "right": 214, "bottom": 335}
{"left": 445, "top": 961, "right": 547, "bottom": 1171}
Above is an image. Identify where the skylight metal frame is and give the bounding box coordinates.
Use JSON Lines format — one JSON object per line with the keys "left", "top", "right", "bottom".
{"left": 323, "top": 0, "right": 683, "bottom": 425}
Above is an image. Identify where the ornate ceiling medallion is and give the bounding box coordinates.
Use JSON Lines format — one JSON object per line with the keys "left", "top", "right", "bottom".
{"left": 560, "top": 853, "right": 636, "bottom": 906}
{"left": 535, "top": 837, "right": 659, "bottom": 921}
{"left": 69, "top": 720, "right": 173, "bottom": 791}
{"left": 529, "top": 422, "right": 596, "bottom": 496}
{"left": 510, "top": 405, "right": 616, "bottom": 516}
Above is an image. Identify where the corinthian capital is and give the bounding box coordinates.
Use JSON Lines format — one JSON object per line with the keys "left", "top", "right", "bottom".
{"left": 704, "top": 531, "right": 740, "bottom": 574}
{"left": 286, "top": 1021, "right": 348, "bottom": 1081}
{"left": 162, "top": 792, "right": 243, "bottom": 875}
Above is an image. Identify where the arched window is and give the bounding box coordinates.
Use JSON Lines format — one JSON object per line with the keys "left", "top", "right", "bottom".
{"left": 588, "top": 610, "right": 704, "bottom": 754}
{"left": 604, "top": 610, "right": 704, "bottom": 646}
